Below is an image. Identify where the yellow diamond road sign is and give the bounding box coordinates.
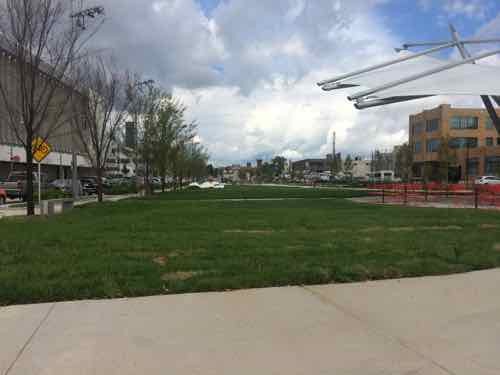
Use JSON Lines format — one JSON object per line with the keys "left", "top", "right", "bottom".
{"left": 32, "top": 137, "right": 52, "bottom": 163}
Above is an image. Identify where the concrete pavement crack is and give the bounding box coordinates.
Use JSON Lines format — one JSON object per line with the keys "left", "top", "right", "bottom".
{"left": 4, "top": 303, "right": 56, "bottom": 375}
{"left": 300, "top": 285, "right": 457, "bottom": 375}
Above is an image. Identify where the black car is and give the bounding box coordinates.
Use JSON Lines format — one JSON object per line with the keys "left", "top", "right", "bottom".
{"left": 80, "top": 178, "right": 98, "bottom": 195}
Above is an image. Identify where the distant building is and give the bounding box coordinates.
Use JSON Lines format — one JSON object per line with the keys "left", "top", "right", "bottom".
{"left": 292, "top": 159, "right": 329, "bottom": 174}
{"left": 105, "top": 145, "right": 136, "bottom": 177}
{"left": 223, "top": 164, "right": 241, "bottom": 182}
{"left": 351, "top": 157, "right": 371, "bottom": 180}
{"left": 409, "top": 104, "right": 500, "bottom": 181}
{"left": 125, "top": 122, "right": 137, "bottom": 149}
{"left": 256, "top": 159, "right": 263, "bottom": 168}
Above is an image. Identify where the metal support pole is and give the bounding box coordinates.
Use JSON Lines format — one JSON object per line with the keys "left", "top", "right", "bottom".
{"left": 318, "top": 41, "right": 457, "bottom": 87}
{"left": 449, "top": 24, "right": 500, "bottom": 132}
{"left": 72, "top": 152, "right": 79, "bottom": 200}
{"left": 401, "top": 38, "right": 500, "bottom": 50}
{"left": 354, "top": 95, "right": 433, "bottom": 109}
{"left": 38, "top": 162, "right": 41, "bottom": 213}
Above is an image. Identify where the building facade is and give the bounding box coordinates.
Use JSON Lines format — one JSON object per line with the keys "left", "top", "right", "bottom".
{"left": 292, "top": 159, "right": 329, "bottom": 174}
{"left": 0, "top": 43, "right": 92, "bottom": 180}
{"left": 351, "top": 157, "right": 371, "bottom": 180}
{"left": 409, "top": 104, "right": 500, "bottom": 181}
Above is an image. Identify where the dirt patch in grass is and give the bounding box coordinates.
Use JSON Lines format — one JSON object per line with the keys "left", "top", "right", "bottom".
{"left": 493, "top": 243, "right": 500, "bottom": 252}
{"left": 126, "top": 251, "right": 155, "bottom": 258}
{"left": 224, "top": 229, "right": 275, "bottom": 234}
{"left": 389, "top": 227, "right": 415, "bottom": 232}
{"left": 153, "top": 256, "right": 167, "bottom": 266}
{"left": 383, "top": 267, "right": 402, "bottom": 279}
{"left": 422, "top": 225, "right": 463, "bottom": 231}
{"left": 161, "top": 271, "right": 201, "bottom": 282}
{"left": 360, "top": 226, "right": 384, "bottom": 233}
{"left": 480, "top": 224, "right": 499, "bottom": 229}
{"left": 360, "top": 225, "right": 463, "bottom": 233}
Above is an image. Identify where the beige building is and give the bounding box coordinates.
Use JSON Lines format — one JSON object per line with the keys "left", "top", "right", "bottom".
{"left": 0, "top": 42, "right": 92, "bottom": 180}
{"left": 409, "top": 104, "right": 500, "bottom": 181}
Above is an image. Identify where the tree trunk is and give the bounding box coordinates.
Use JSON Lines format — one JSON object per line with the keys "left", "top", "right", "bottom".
{"left": 161, "top": 173, "right": 166, "bottom": 193}
{"left": 96, "top": 167, "right": 104, "bottom": 203}
{"left": 25, "top": 133, "right": 35, "bottom": 216}
{"left": 145, "top": 159, "right": 152, "bottom": 196}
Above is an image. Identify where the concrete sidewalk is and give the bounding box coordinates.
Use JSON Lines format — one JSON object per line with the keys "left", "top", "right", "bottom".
{"left": 0, "top": 194, "right": 136, "bottom": 218}
{"left": 1, "top": 269, "right": 500, "bottom": 375}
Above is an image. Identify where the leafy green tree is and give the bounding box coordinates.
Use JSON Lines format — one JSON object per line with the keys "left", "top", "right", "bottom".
{"left": 271, "top": 156, "right": 286, "bottom": 176}
{"left": 330, "top": 154, "right": 342, "bottom": 176}
{"left": 343, "top": 154, "right": 353, "bottom": 180}
{"left": 150, "top": 96, "right": 192, "bottom": 192}
{"left": 437, "top": 136, "right": 457, "bottom": 185}
{"left": 394, "top": 143, "right": 413, "bottom": 182}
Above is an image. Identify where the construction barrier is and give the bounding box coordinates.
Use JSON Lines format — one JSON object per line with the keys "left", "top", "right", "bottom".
{"left": 367, "top": 183, "right": 500, "bottom": 209}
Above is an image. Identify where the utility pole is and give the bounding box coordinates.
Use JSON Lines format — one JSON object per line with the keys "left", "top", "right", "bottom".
{"left": 71, "top": 4, "right": 105, "bottom": 200}
{"left": 332, "top": 131, "right": 336, "bottom": 160}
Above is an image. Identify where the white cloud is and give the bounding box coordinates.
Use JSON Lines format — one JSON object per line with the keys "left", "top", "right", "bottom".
{"left": 443, "top": 0, "right": 491, "bottom": 19}
{"left": 90, "top": 0, "right": 499, "bottom": 165}
{"left": 418, "top": 0, "right": 494, "bottom": 19}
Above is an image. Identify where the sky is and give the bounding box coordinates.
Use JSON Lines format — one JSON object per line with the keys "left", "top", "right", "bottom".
{"left": 90, "top": 0, "right": 500, "bottom": 165}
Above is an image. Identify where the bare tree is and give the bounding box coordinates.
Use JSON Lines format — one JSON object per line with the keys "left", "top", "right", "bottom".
{"left": 0, "top": 0, "right": 102, "bottom": 215}
{"left": 72, "top": 56, "right": 132, "bottom": 202}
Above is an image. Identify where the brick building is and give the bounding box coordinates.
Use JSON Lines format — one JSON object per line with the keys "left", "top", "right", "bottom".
{"left": 409, "top": 104, "right": 500, "bottom": 181}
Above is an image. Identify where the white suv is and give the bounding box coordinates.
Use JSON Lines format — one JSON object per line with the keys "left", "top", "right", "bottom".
{"left": 475, "top": 176, "right": 500, "bottom": 185}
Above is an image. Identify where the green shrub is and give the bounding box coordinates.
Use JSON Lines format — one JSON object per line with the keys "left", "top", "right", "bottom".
{"left": 34, "top": 189, "right": 70, "bottom": 201}
{"left": 104, "top": 184, "right": 138, "bottom": 195}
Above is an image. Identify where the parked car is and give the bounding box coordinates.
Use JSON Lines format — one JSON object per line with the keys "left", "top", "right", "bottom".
{"left": 50, "top": 179, "right": 83, "bottom": 195}
{"left": 0, "top": 188, "right": 7, "bottom": 205}
{"left": 80, "top": 178, "right": 98, "bottom": 195}
{"left": 475, "top": 176, "right": 500, "bottom": 185}
{"left": 188, "top": 181, "right": 225, "bottom": 189}
{"left": 0, "top": 171, "right": 49, "bottom": 200}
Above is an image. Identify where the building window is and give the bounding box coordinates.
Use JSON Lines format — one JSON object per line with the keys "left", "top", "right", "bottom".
{"left": 426, "top": 139, "right": 440, "bottom": 152}
{"left": 450, "top": 116, "right": 478, "bottom": 130}
{"left": 449, "top": 137, "right": 478, "bottom": 149}
{"left": 426, "top": 119, "right": 439, "bottom": 132}
{"left": 486, "top": 137, "right": 494, "bottom": 147}
{"left": 412, "top": 122, "right": 423, "bottom": 135}
{"left": 486, "top": 118, "right": 494, "bottom": 129}
{"left": 414, "top": 141, "right": 422, "bottom": 153}
{"left": 485, "top": 156, "right": 500, "bottom": 175}
{"left": 466, "top": 158, "right": 479, "bottom": 177}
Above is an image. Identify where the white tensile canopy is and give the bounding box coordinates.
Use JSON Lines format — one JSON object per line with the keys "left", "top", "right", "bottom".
{"left": 317, "top": 24, "right": 500, "bottom": 132}
{"left": 335, "top": 52, "right": 500, "bottom": 98}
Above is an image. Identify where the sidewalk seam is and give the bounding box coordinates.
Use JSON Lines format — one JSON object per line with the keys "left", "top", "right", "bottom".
{"left": 300, "top": 285, "right": 457, "bottom": 375}
{"left": 4, "top": 303, "right": 56, "bottom": 375}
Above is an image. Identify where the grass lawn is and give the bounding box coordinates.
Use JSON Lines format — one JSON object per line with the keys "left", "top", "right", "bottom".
{"left": 1, "top": 185, "right": 499, "bottom": 305}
